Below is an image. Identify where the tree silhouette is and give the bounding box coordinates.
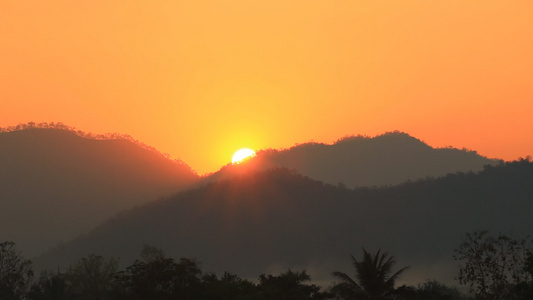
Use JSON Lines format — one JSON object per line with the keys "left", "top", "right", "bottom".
{"left": 0, "top": 241, "right": 33, "bottom": 300}
{"left": 514, "top": 250, "right": 533, "bottom": 299}
{"left": 258, "top": 269, "right": 329, "bottom": 300}
{"left": 65, "top": 254, "right": 119, "bottom": 299}
{"left": 405, "top": 280, "right": 465, "bottom": 300}
{"left": 115, "top": 245, "right": 202, "bottom": 300}
{"left": 454, "top": 231, "right": 531, "bottom": 300}
{"left": 331, "top": 248, "right": 409, "bottom": 300}
{"left": 200, "top": 272, "right": 258, "bottom": 300}
{"left": 28, "top": 271, "right": 68, "bottom": 300}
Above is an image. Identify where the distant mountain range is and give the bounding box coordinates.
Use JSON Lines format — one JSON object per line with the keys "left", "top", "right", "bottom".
{"left": 0, "top": 127, "right": 199, "bottom": 257}
{"left": 204, "top": 132, "right": 501, "bottom": 188}
{"left": 0, "top": 124, "right": 517, "bottom": 286}
{"left": 34, "top": 160, "right": 533, "bottom": 286}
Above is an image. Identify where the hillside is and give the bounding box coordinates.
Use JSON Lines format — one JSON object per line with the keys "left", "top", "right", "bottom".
{"left": 35, "top": 159, "right": 533, "bottom": 286}
{"left": 0, "top": 126, "right": 199, "bottom": 257}
{"left": 204, "top": 132, "right": 501, "bottom": 188}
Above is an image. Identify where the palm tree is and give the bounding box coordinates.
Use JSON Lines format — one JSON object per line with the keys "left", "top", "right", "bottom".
{"left": 331, "top": 248, "right": 409, "bottom": 300}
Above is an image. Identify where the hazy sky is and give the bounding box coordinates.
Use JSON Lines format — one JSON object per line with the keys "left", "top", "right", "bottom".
{"left": 2, "top": 1, "right": 532, "bottom": 174}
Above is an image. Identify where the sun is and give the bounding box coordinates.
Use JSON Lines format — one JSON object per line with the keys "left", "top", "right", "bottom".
{"left": 232, "top": 148, "right": 256, "bottom": 164}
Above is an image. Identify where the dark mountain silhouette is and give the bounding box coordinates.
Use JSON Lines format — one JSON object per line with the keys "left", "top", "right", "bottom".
{"left": 203, "top": 132, "right": 501, "bottom": 188}
{"left": 35, "top": 159, "right": 533, "bottom": 286}
{"left": 0, "top": 125, "right": 199, "bottom": 257}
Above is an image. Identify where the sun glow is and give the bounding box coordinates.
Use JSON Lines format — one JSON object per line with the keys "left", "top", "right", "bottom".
{"left": 232, "top": 148, "right": 256, "bottom": 164}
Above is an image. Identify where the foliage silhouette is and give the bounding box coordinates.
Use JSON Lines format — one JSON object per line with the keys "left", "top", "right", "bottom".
{"left": 114, "top": 246, "right": 202, "bottom": 300}
{"left": 65, "top": 254, "right": 119, "bottom": 299}
{"left": 257, "top": 269, "right": 330, "bottom": 300}
{"left": 401, "top": 280, "right": 465, "bottom": 300}
{"left": 0, "top": 241, "right": 33, "bottom": 300}
{"left": 199, "top": 272, "right": 258, "bottom": 300}
{"left": 331, "top": 249, "right": 409, "bottom": 300}
{"left": 454, "top": 231, "right": 531, "bottom": 300}
{"left": 2, "top": 240, "right": 478, "bottom": 300}
{"left": 28, "top": 271, "right": 68, "bottom": 300}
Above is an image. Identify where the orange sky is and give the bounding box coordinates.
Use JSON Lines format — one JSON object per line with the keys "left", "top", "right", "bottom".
{"left": 1, "top": 1, "right": 532, "bottom": 174}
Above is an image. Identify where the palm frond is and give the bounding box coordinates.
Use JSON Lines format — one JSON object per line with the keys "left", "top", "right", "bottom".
{"left": 332, "top": 248, "right": 409, "bottom": 299}
{"left": 331, "top": 271, "right": 364, "bottom": 294}
{"left": 385, "top": 265, "right": 410, "bottom": 287}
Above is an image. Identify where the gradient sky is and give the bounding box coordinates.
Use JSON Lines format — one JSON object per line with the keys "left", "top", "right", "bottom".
{"left": 2, "top": 1, "right": 532, "bottom": 174}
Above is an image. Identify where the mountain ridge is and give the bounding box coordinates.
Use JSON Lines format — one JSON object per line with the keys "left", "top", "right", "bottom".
{"left": 0, "top": 124, "right": 507, "bottom": 269}
{"left": 203, "top": 131, "right": 501, "bottom": 188}
{"left": 34, "top": 160, "right": 533, "bottom": 286}
{"left": 0, "top": 125, "right": 199, "bottom": 257}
